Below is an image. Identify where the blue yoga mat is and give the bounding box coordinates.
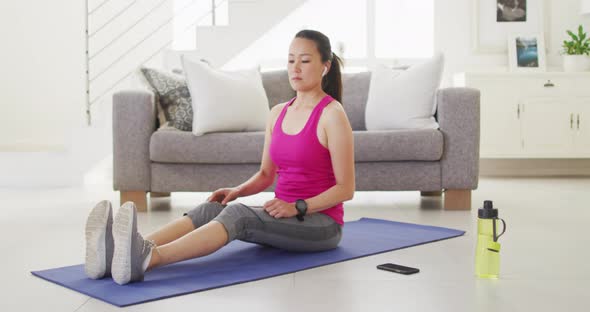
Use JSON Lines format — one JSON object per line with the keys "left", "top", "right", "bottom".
{"left": 31, "top": 217, "right": 464, "bottom": 307}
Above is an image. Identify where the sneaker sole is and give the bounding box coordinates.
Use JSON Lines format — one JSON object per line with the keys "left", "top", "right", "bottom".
{"left": 84, "top": 200, "right": 111, "bottom": 279}
{"left": 112, "top": 202, "right": 136, "bottom": 285}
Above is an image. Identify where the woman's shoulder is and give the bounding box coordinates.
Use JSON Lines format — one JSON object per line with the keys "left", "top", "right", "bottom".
{"left": 318, "top": 99, "right": 350, "bottom": 133}
{"left": 324, "top": 98, "right": 344, "bottom": 111}
{"left": 272, "top": 102, "right": 288, "bottom": 111}
{"left": 270, "top": 102, "right": 288, "bottom": 117}
{"left": 322, "top": 99, "right": 347, "bottom": 120}
{"left": 269, "top": 102, "right": 288, "bottom": 130}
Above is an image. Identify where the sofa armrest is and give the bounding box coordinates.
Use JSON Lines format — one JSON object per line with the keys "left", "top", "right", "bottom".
{"left": 112, "top": 89, "right": 156, "bottom": 191}
{"left": 437, "top": 87, "right": 480, "bottom": 190}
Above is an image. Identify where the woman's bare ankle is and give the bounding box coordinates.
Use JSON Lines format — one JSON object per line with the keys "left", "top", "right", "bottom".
{"left": 146, "top": 246, "right": 162, "bottom": 271}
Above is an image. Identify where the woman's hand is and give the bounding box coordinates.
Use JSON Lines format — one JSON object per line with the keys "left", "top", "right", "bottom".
{"left": 263, "top": 198, "right": 298, "bottom": 219}
{"left": 207, "top": 187, "right": 240, "bottom": 205}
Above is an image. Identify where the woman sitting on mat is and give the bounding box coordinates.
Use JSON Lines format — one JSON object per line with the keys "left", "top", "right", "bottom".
{"left": 84, "top": 29, "right": 355, "bottom": 285}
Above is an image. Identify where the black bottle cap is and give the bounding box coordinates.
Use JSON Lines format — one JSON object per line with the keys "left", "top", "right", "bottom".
{"left": 478, "top": 200, "right": 498, "bottom": 218}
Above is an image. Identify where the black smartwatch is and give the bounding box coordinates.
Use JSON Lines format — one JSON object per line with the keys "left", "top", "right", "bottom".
{"left": 295, "top": 199, "right": 308, "bottom": 222}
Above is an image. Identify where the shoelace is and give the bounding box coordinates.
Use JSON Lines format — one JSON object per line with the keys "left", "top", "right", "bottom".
{"left": 142, "top": 238, "right": 156, "bottom": 256}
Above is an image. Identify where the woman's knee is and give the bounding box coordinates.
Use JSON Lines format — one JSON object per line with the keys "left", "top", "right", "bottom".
{"left": 217, "top": 202, "right": 247, "bottom": 216}
{"left": 213, "top": 203, "right": 262, "bottom": 241}
{"left": 183, "top": 201, "right": 225, "bottom": 228}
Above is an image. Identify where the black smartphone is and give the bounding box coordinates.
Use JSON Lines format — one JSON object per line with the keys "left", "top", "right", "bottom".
{"left": 376, "top": 263, "right": 419, "bottom": 275}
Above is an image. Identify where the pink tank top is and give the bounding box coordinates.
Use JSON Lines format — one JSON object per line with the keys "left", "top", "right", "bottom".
{"left": 269, "top": 95, "right": 344, "bottom": 226}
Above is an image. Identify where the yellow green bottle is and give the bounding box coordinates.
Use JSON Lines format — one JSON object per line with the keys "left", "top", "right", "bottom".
{"left": 475, "top": 200, "right": 507, "bottom": 278}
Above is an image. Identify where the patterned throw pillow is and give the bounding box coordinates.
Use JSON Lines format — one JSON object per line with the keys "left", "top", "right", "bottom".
{"left": 138, "top": 67, "right": 193, "bottom": 131}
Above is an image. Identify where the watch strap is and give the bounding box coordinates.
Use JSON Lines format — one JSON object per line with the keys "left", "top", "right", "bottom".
{"left": 295, "top": 199, "right": 307, "bottom": 221}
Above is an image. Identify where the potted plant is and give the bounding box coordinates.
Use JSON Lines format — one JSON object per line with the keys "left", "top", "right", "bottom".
{"left": 561, "top": 25, "right": 590, "bottom": 72}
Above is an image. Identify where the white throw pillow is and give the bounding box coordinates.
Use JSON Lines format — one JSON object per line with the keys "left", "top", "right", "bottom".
{"left": 181, "top": 55, "right": 270, "bottom": 136}
{"left": 365, "top": 53, "right": 444, "bottom": 130}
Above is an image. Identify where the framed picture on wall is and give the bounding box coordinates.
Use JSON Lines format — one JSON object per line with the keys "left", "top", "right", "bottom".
{"left": 507, "top": 33, "right": 546, "bottom": 71}
{"left": 473, "top": 0, "right": 551, "bottom": 54}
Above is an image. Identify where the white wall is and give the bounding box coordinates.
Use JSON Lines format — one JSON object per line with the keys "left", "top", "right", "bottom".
{"left": 0, "top": 1, "right": 88, "bottom": 187}
{"left": 0, "top": 1, "right": 170, "bottom": 187}
{"left": 0, "top": 1, "right": 85, "bottom": 151}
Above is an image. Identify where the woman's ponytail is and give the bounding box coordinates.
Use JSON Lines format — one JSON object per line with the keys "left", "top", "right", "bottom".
{"left": 322, "top": 52, "right": 342, "bottom": 103}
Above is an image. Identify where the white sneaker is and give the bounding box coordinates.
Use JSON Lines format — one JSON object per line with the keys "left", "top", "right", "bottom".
{"left": 84, "top": 200, "right": 114, "bottom": 279}
{"left": 111, "top": 201, "right": 155, "bottom": 285}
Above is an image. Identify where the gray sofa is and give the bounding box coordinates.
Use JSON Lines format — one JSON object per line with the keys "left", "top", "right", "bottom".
{"left": 113, "top": 70, "right": 480, "bottom": 212}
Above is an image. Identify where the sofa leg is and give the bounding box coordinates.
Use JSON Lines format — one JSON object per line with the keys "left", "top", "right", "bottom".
{"left": 443, "top": 189, "right": 471, "bottom": 210}
{"left": 120, "top": 191, "right": 148, "bottom": 212}
{"left": 150, "top": 192, "right": 171, "bottom": 198}
{"left": 421, "top": 191, "right": 442, "bottom": 197}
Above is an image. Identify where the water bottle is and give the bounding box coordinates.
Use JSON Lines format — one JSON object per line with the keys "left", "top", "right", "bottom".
{"left": 475, "top": 200, "right": 507, "bottom": 278}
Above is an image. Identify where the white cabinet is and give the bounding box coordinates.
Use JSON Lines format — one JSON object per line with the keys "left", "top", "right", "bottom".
{"left": 454, "top": 72, "right": 590, "bottom": 158}
{"left": 574, "top": 99, "right": 590, "bottom": 154}
{"left": 468, "top": 78, "right": 522, "bottom": 156}
{"left": 520, "top": 98, "right": 574, "bottom": 156}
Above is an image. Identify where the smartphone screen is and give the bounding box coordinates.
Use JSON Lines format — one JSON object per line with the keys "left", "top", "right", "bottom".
{"left": 377, "top": 263, "right": 420, "bottom": 275}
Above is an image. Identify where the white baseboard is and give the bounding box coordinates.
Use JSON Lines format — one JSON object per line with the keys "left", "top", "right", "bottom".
{"left": 480, "top": 159, "right": 590, "bottom": 177}
{"left": 0, "top": 125, "right": 112, "bottom": 188}
{"left": 0, "top": 151, "right": 84, "bottom": 188}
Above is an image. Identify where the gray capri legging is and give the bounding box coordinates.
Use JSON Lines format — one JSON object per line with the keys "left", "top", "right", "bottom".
{"left": 183, "top": 201, "right": 342, "bottom": 252}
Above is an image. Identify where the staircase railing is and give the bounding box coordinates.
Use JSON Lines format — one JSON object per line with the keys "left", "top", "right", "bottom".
{"left": 84, "top": 0, "right": 228, "bottom": 125}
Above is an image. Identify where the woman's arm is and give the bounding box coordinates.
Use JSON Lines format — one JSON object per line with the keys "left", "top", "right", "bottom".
{"left": 305, "top": 102, "right": 355, "bottom": 214}
{"left": 234, "top": 103, "right": 284, "bottom": 197}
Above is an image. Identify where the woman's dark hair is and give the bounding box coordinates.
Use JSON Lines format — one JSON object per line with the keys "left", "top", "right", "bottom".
{"left": 295, "top": 29, "right": 343, "bottom": 102}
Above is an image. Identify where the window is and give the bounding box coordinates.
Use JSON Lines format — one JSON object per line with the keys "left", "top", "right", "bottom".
{"left": 375, "top": 0, "right": 434, "bottom": 58}
{"left": 223, "top": 0, "right": 366, "bottom": 70}
{"left": 223, "top": 0, "right": 434, "bottom": 71}
{"left": 173, "top": 0, "right": 229, "bottom": 50}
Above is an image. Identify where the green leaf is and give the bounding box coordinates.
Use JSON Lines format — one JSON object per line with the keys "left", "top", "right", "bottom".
{"left": 567, "top": 30, "right": 577, "bottom": 40}
{"left": 563, "top": 25, "right": 590, "bottom": 54}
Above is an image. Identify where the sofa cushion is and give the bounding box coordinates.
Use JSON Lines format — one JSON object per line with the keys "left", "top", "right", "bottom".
{"left": 151, "top": 129, "right": 266, "bottom": 164}
{"left": 260, "top": 70, "right": 372, "bottom": 130}
{"left": 261, "top": 70, "right": 296, "bottom": 108}
{"left": 365, "top": 53, "right": 443, "bottom": 130}
{"left": 150, "top": 129, "right": 443, "bottom": 164}
{"left": 354, "top": 129, "right": 443, "bottom": 161}
{"left": 341, "top": 71, "right": 371, "bottom": 131}
{"left": 137, "top": 67, "right": 193, "bottom": 131}
{"left": 181, "top": 55, "right": 269, "bottom": 136}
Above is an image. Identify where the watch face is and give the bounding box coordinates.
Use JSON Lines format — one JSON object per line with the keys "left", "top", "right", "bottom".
{"left": 296, "top": 200, "right": 306, "bottom": 211}
{"left": 295, "top": 200, "right": 302, "bottom": 210}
